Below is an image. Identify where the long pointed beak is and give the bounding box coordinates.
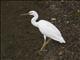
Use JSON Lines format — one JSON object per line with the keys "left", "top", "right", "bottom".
{"left": 20, "top": 13, "right": 29, "bottom": 16}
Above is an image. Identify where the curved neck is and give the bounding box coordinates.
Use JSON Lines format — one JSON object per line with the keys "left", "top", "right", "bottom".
{"left": 31, "top": 14, "right": 38, "bottom": 27}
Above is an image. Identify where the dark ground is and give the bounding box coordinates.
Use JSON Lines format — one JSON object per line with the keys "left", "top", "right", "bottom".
{"left": 1, "top": 1, "right": 80, "bottom": 60}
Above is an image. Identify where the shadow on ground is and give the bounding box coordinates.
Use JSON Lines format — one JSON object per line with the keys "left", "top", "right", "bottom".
{"left": 1, "top": 1, "right": 80, "bottom": 60}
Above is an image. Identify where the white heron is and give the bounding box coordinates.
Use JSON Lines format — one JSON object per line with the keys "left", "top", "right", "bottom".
{"left": 21, "top": 11, "right": 66, "bottom": 51}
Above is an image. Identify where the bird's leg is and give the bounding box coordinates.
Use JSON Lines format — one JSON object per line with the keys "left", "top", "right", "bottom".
{"left": 40, "top": 39, "right": 51, "bottom": 51}
{"left": 40, "top": 40, "right": 46, "bottom": 51}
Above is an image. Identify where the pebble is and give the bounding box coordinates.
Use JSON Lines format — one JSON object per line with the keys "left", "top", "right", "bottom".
{"left": 66, "top": 21, "right": 69, "bottom": 24}
{"left": 51, "top": 18, "right": 56, "bottom": 21}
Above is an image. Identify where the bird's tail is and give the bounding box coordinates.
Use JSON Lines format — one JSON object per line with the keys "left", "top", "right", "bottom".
{"left": 51, "top": 36, "right": 66, "bottom": 43}
{"left": 59, "top": 37, "right": 66, "bottom": 43}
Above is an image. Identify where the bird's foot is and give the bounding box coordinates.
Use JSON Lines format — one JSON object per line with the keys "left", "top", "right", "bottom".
{"left": 37, "top": 49, "right": 48, "bottom": 55}
{"left": 40, "top": 49, "right": 48, "bottom": 52}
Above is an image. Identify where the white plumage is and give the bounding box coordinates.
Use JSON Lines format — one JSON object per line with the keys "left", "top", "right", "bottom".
{"left": 37, "top": 20, "right": 65, "bottom": 43}
{"left": 21, "top": 10, "right": 66, "bottom": 51}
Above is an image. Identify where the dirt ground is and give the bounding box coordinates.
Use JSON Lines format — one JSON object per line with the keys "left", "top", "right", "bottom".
{"left": 1, "top": 1, "right": 80, "bottom": 60}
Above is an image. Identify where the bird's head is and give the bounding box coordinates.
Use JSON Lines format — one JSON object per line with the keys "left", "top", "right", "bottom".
{"left": 28, "top": 11, "right": 37, "bottom": 15}
{"left": 21, "top": 11, "right": 38, "bottom": 16}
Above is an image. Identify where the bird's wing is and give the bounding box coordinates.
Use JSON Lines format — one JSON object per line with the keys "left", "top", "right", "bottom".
{"left": 38, "top": 20, "right": 61, "bottom": 36}
{"left": 37, "top": 20, "right": 65, "bottom": 43}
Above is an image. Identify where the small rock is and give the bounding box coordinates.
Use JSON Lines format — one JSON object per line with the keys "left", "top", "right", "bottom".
{"left": 50, "top": 5, "right": 56, "bottom": 9}
{"left": 77, "top": 9, "right": 80, "bottom": 13}
{"left": 66, "top": 21, "right": 69, "bottom": 24}
{"left": 51, "top": 18, "right": 56, "bottom": 21}
{"left": 61, "top": 0, "right": 64, "bottom": 2}
{"left": 64, "top": 15, "right": 67, "bottom": 17}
